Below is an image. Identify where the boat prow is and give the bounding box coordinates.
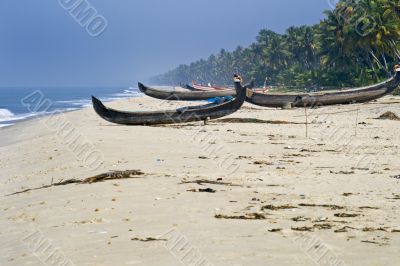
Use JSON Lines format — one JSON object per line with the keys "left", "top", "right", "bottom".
{"left": 92, "top": 77, "right": 249, "bottom": 125}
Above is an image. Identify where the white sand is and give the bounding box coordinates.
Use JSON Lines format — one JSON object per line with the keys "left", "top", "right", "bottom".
{"left": 1, "top": 95, "right": 400, "bottom": 265}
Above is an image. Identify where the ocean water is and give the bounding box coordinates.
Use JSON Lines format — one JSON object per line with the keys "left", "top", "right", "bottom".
{"left": 0, "top": 87, "right": 141, "bottom": 128}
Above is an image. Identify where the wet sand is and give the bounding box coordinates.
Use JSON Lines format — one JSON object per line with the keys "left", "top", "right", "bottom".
{"left": 1, "top": 95, "right": 400, "bottom": 265}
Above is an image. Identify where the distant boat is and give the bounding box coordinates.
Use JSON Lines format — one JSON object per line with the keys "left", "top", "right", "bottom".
{"left": 247, "top": 65, "right": 400, "bottom": 108}
{"left": 138, "top": 83, "right": 236, "bottom": 101}
{"left": 187, "top": 66, "right": 400, "bottom": 108}
{"left": 188, "top": 81, "right": 231, "bottom": 91}
{"left": 91, "top": 77, "right": 248, "bottom": 125}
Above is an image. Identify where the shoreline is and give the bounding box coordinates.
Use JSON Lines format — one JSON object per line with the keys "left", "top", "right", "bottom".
{"left": 1, "top": 95, "right": 400, "bottom": 265}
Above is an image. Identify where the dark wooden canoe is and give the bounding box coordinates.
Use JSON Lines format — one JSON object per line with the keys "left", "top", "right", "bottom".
{"left": 247, "top": 68, "right": 400, "bottom": 108}
{"left": 92, "top": 78, "right": 247, "bottom": 125}
{"left": 185, "top": 68, "right": 400, "bottom": 108}
{"left": 139, "top": 83, "right": 235, "bottom": 101}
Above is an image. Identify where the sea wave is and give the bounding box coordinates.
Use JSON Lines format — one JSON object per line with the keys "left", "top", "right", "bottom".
{"left": 0, "top": 123, "right": 14, "bottom": 128}
{"left": 56, "top": 99, "right": 93, "bottom": 108}
{"left": 112, "top": 87, "right": 141, "bottom": 97}
{"left": 0, "top": 109, "right": 15, "bottom": 120}
{"left": 0, "top": 87, "right": 140, "bottom": 127}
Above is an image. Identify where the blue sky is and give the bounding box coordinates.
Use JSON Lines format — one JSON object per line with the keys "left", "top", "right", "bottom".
{"left": 0, "top": 0, "right": 331, "bottom": 87}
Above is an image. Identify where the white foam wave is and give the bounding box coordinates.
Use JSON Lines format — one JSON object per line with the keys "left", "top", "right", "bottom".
{"left": 0, "top": 109, "right": 15, "bottom": 120}
{"left": 0, "top": 123, "right": 14, "bottom": 128}
{"left": 0, "top": 110, "right": 47, "bottom": 123}
{"left": 0, "top": 87, "right": 141, "bottom": 126}
{"left": 112, "top": 87, "right": 140, "bottom": 97}
{"left": 56, "top": 99, "right": 92, "bottom": 106}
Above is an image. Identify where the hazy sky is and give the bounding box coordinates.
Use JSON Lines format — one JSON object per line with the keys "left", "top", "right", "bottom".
{"left": 0, "top": 0, "right": 331, "bottom": 87}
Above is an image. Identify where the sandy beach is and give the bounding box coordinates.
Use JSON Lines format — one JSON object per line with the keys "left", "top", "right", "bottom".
{"left": 1, "top": 95, "right": 400, "bottom": 266}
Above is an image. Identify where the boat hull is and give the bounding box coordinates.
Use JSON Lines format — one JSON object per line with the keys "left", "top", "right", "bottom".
{"left": 139, "top": 83, "right": 235, "bottom": 101}
{"left": 247, "top": 75, "right": 400, "bottom": 108}
{"left": 92, "top": 81, "right": 247, "bottom": 125}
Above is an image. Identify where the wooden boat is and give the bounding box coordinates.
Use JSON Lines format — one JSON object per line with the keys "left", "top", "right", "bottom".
{"left": 189, "top": 81, "right": 230, "bottom": 91}
{"left": 91, "top": 77, "right": 247, "bottom": 125}
{"left": 186, "top": 66, "right": 400, "bottom": 108}
{"left": 139, "top": 83, "right": 236, "bottom": 101}
{"left": 247, "top": 66, "right": 400, "bottom": 108}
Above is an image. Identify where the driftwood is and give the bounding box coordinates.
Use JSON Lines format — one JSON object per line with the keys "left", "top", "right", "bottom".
{"left": 180, "top": 179, "right": 241, "bottom": 187}
{"left": 6, "top": 170, "right": 144, "bottom": 196}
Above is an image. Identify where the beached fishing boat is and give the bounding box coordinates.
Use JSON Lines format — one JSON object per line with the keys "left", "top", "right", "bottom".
{"left": 186, "top": 66, "right": 400, "bottom": 108}
{"left": 188, "top": 81, "right": 230, "bottom": 91}
{"left": 138, "top": 83, "right": 236, "bottom": 101}
{"left": 91, "top": 77, "right": 248, "bottom": 125}
{"left": 247, "top": 66, "right": 400, "bottom": 108}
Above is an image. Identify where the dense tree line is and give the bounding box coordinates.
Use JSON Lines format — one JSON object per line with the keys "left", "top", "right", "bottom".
{"left": 150, "top": 0, "right": 400, "bottom": 89}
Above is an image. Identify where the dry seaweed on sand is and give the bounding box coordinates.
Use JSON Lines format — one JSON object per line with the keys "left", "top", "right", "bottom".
{"left": 375, "top": 111, "right": 400, "bottom": 121}
{"left": 130, "top": 237, "right": 167, "bottom": 242}
{"left": 361, "top": 240, "right": 388, "bottom": 246}
{"left": 329, "top": 170, "right": 355, "bottom": 175}
{"left": 291, "top": 226, "right": 313, "bottom": 232}
{"left": 6, "top": 170, "right": 145, "bottom": 196}
{"left": 359, "top": 206, "right": 379, "bottom": 210}
{"left": 81, "top": 170, "right": 144, "bottom": 184}
{"left": 215, "top": 213, "right": 266, "bottom": 220}
{"left": 180, "top": 179, "right": 241, "bottom": 187}
{"left": 298, "top": 203, "right": 345, "bottom": 210}
{"left": 253, "top": 160, "right": 273, "bottom": 165}
{"left": 268, "top": 228, "right": 282, "bottom": 232}
{"left": 261, "top": 204, "right": 297, "bottom": 211}
{"left": 334, "top": 213, "right": 360, "bottom": 218}
{"left": 187, "top": 188, "right": 216, "bottom": 193}
{"left": 313, "top": 223, "right": 333, "bottom": 230}
{"left": 292, "top": 216, "right": 310, "bottom": 222}
{"left": 213, "top": 118, "right": 305, "bottom": 124}
{"left": 335, "top": 226, "right": 388, "bottom": 233}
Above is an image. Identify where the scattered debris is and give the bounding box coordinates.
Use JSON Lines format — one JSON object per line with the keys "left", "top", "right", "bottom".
{"left": 351, "top": 167, "right": 369, "bottom": 171}
{"left": 6, "top": 170, "right": 145, "bottom": 196}
{"left": 253, "top": 160, "right": 273, "bottom": 165}
{"left": 329, "top": 170, "right": 355, "bottom": 175}
{"left": 313, "top": 217, "right": 328, "bottom": 222}
{"left": 180, "top": 179, "right": 241, "bottom": 187}
{"left": 361, "top": 240, "right": 384, "bottom": 245}
{"left": 284, "top": 146, "right": 296, "bottom": 150}
{"left": 313, "top": 223, "right": 333, "bottom": 230}
{"left": 291, "top": 226, "right": 313, "bottom": 232}
{"left": 334, "top": 227, "right": 349, "bottom": 233}
{"left": 214, "top": 118, "right": 304, "bottom": 124}
{"left": 130, "top": 237, "right": 167, "bottom": 242}
{"left": 391, "top": 175, "right": 400, "bottom": 179}
{"left": 215, "top": 213, "right": 266, "bottom": 220}
{"left": 300, "top": 149, "right": 319, "bottom": 153}
{"left": 292, "top": 216, "right": 310, "bottom": 222}
{"left": 268, "top": 228, "right": 282, "bottom": 233}
{"left": 359, "top": 206, "right": 379, "bottom": 210}
{"left": 82, "top": 170, "right": 144, "bottom": 184}
{"left": 334, "top": 213, "right": 360, "bottom": 218}
{"left": 376, "top": 111, "right": 400, "bottom": 121}
{"left": 298, "top": 203, "right": 345, "bottom": 210}
{"left": 187, "top": 188, "right": 216, "bottom": 193}
{"left": 262, "top": 205, "right": 297, "bottom": 211}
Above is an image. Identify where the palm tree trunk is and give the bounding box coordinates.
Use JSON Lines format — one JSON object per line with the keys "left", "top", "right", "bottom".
{"left": 366, "top": 51, "right": 379, "bottom": 81}
{"left": 369, "top": 50, "right": 390, "bottom": 75}
{"left": 389, "top": 39, "right": 400, "bottom": 60}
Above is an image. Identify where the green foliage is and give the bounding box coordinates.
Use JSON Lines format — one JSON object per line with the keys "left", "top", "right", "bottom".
{"left": 151, "top": 0, "right": 400, "bottom": 88}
